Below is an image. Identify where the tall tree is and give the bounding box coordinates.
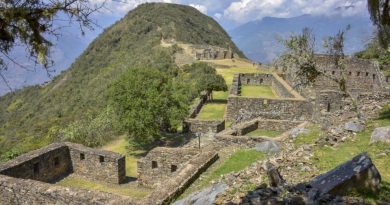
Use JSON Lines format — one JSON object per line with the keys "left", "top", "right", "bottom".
{"left": 0, "top": 0, "right": 103, "bottom": 88}
{"left": 368, "top": 0, "right": 390, "bottom": 48}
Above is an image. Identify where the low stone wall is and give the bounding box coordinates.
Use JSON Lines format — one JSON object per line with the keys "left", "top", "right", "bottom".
{"left": 226, "top": 96, "right": 313, "bottom": 121}
{"left": 137, "top": 147, "right": 200, "bottom": 188}
{"left": 0, "top": 175, "right": 134, "bottom": 205}
{"left": 189, "top": 93, "right": 208, "bottom": 118}
{"left": 215, "top": 135, "right": 268, "bottom": 147}
{"left": 237, "top": 121, "right": 258, "bottom": 136}
{"left": 239, "top": 73, "right": 273, "bottom": 86}
{"left": 142, "top": 151, "right": 219, "bottom": 205}
{"left": 183, "top": 119, "right": 225, "bottom": 135}
{"left": 68, "top": 143, "right": 126, "bottom": 184}
{"left": 230, "top": 74, "right": 241, "bottom": 95}
{"left": 271, "top": 74, "right": 295, "bottom": 98}
{"left": 256, "top": 119, "right": 302, "bottom": 132}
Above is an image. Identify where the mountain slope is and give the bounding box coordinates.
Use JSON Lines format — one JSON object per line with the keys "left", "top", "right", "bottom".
{"left": 0, "top": 3, "right": 244, "bottom": 159}
{"left": 230, "top": 14, "right": 374, "bottom": 63}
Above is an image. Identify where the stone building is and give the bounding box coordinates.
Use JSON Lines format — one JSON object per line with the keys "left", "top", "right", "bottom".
{"left": 192, "top": 45, "right": 237, "bottom": 60}
{"left": 137, "top": 147, "right": 200, "bottom": 188}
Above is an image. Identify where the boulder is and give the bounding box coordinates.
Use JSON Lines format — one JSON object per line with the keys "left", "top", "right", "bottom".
{"left": 255, "top": 141, "right": 280, "bottom": 154}
{"left": 344, "top": 121, "right": 364, "bottom": 132}
{"left": 290, "top": 128, "right": 309, "bottom": 139}
{"left": 309, "top": 152, "right": 381, "bottom": 196}
{"left": 370, "top": 126, "right": 390, "bottom": 144}
{"left": 173, "top": 183, "right": 227, "bottom": 205}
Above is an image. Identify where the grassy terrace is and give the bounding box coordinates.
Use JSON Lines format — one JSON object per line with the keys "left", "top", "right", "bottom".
{"left": 180, "top": 148, "right": 265, "bottom": 198}
{"left": 56, "top": 137, "right": 150, "bottom": 198}
{"left": 196, "top": 102, "right": 226, "bottom": 120}
{"left": 246, "top": 129, "right": 283, "bottom": 138}
{"left": 240, "top": 85, "right": 277, "bottom": 98}
{"left": 294, "top": 104, "right": 390, "bottom": 202}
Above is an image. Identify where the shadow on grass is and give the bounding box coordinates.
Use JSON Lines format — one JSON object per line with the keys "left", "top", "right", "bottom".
{"left": 207, "top": 99, "right": 227, "bottom": 104}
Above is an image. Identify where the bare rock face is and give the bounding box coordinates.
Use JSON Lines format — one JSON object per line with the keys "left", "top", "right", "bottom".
{"left": 309, "top": 152, "right": 381, "bottom": 197}
{"left": 173, "top": 183, "right": 227, "bottom": 205}
{"left": 370, "top": 126, "right": 390, "bottom": 144}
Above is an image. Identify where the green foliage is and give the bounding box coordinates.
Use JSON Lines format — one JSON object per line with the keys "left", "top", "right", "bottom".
{"left": 367, "top": 0, "right": 390, "bottom": 49}
{"left": 246, "top": 129, "right": 282, "bottom": 138}
{"left": 0, "top": 3, "right": 243, "bottom": 158}
{"left": 110, "top": 67, "right": 190, "bottom": 147}
{"left": 355, "top": 39, "right": 390, "bottom": 75}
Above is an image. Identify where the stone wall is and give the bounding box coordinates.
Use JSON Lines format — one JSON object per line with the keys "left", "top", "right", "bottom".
{"left": 0, "top": 143, "right": 71, "bottom": 183}
{"left": 137, "top": 147, "right": 200, "bottom": 188}
{"left": 183, "top": 119, "right": 225, "bottom": 135}
{"left": 141, "top": 150, "right": 219, "bottom": 205}
{"left": 315, "top": 90, "right": 344, "bottom": 113}
{"left": 271, "top": 74, "right": 296, "bottom": 98}
{"left": 192, "top": 45, "right": 236, "bottom": 60}
{"left": 68, "top": 143, "right": 126, "bottom": 184}
{"left": 313, "top": 55, "right": 388, "bottom": 93}
{"left": 0, "top": 175, "right": 134, "bottom": 205}
{"left": 239, "top": 73, "right": 273, "bottom": 86}
{"left": 226, "top": 97, "right": 313, "bottom": 121}
{"left": 188, "top": 92, "right": 208, "bottom": 118}
{"left": 215, "top": 135, "right": 268, "bottom": 147}
{"left": 230, "top": 74, "right": 241, "bottom": 95}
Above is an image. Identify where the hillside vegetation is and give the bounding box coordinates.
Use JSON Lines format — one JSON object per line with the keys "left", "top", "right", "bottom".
{"left": 0, "top": 3, "right": 244, "bottom": 160}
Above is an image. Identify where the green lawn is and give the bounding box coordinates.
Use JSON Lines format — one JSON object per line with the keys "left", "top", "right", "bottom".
{"left": 197, "top": 103, "right": 226, "bottom": 120}
{"left": 56, "top": 175, "right": 149, "bottom": 198}
{"left": 297, "top": 104, "right": 390, "bottom": 202}
{"left": 240, "top": 85, "right": 277, "bottom": 98}
{"left": 246, "top": 129, "right": 282, "bottom": 137}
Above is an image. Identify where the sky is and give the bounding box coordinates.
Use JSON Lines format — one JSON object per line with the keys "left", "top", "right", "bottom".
{"left": 88, "top": 0, "right": 370, "bottom": 29}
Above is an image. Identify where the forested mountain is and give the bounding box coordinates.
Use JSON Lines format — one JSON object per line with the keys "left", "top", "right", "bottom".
{"left": 230, "top": 14, "right": 374, "bottom": 63}
{"left": 0, "top": 3, "right": 244, "bottom": 159}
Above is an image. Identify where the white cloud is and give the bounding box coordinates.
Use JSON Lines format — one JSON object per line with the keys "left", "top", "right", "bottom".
{"left": 189, "top": 3, "right": 208, "bottom": 14}
{"left": 214, "top": 13, "right": 222, "bottom": 19}
{"left": 223, "top": 0, "right": 367, "bottom": 23}
{"left": 89, "top": 0, "right": 178, "bottom": 15}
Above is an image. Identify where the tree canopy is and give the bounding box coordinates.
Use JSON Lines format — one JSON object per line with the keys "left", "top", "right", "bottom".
{"left": 368, "top": 0, "right": 390, "bottom": 49}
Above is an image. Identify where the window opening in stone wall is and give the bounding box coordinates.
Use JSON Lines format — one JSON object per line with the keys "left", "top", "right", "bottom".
{"left": 366, "top": 72, "right": 369, "bottom": 76}
{"left": 80, "top": 153, "right": 85, "bottom": 160}
{"left": 33, "top": 162, "right": 40, "bottom": 174}
{"left": 357, "top": 72, "right": 360, "bottom": 76}
{"left": 54, "top": 157, "right": 60, "bottom": 167}
{"left": 247, "top": 79, "right": 250, "bottom": 84}
{"left": 373, "top": 74, "right": 376, "bottom": 80}
{"left": 348, "top": 72, "right": 351, "bottom": 75}
{"left": 260, "top": 79, "right": 263, "bottom": 83}
{"left": 171, "top": 165, "right": 177, "bottom": 173}
{"left": 152, "top": 161, "right": 158, "bottom": 169}
{"left": 327, "top": 102, "right": 331, "bottom": 112}
{"left": 99, "top": 155, "right": 105, "bottom": 163}
{"left": 332, "top": 71, "right": 335, "bottom": 75}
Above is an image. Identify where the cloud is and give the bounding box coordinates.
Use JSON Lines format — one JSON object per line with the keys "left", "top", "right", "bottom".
{"left": 189, "top": 3, "right": 208, "bottom": 14}
{"left": 214, "top": 13, "right": 222, "bottom": 19}
{"left": 222, "top": 0, "right": 368, "bottom": 23}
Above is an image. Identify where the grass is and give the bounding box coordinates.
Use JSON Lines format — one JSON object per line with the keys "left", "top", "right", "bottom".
{"left": 197, "top": 102, "right": 226, "bottom": 120}
{"left": 180, "top": 148, "right": 265, "bottom": 198}
{"left": 246, "top": 129, "right": 282, "bottom": 138}
{"left": 101, "top": 137, "right": 145, "bottom": 177}
{"left": 56, "top": 175, "right": 150, "bottom": 198}
{"left": 298, "top": 104, "right": 390, "bottom": 202}
{"left": 240, "top": 85, "right": 277, "bottom": 98}
{"left": 293, "top": 125, "right": 321, "bottom": 146}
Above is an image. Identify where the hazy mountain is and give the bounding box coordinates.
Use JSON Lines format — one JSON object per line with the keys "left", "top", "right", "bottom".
{"left": 229, "top": 14, "right": 375, "bottom": 63}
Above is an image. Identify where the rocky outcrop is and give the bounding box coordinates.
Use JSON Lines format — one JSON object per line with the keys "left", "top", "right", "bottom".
{"left": 173, "top": 183, "right": 227, "bottom": 205}
{"left": 309, "top": 152, "right": 381, "bottom": 196}
{"left": 371, "top": 126, "right": 390, "bottom": 144}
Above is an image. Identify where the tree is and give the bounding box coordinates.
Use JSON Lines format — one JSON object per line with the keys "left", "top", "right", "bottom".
{"left": 277, "top": 26, "right": 351, "bottom": 94}
{"left": 368, "top": 0, "right": 390, "bottom": 49}
{"left": 109, "top": 67, "right": 190, "bottom": 147}
{"left": 0, "top": 0, "right": 103, "bottom": 88}
{"left": 182, "top": 62, "right": 227, "bottom": 100}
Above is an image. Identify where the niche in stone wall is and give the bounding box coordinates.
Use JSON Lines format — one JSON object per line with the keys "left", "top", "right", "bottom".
{"left": 171, "top": 165, "right": 177, "bottom": 173}
{"left": 327, "top": 102, "right": 331, "bottom": 112}
{"left": 152, "top": 161, "right": 158, "bottom": 169}
{"left": 54, "top": 157, "right": 60, "bottom": 167}
{"left": 373, "top": 74, "right": 376, "bottom": 80}
{"left": 357, "top": 72, "right": 360, "bottom": 76}
{"left": 366, "top": 72, "right": 369, "bottom": 76}
{"left": 99, "top": 156, "right": 105, "bottom": 163}
{"left": 80, "top": 153, "right": 85, "bottom": 160}
{"left": 260, "top": 79, "right": 263, "bottom": 83}
{"left": 33, "top": 162, "right": 40, "bottom": 175}
{"left": 247, "top": 79, "right": 250, "bottom": 84}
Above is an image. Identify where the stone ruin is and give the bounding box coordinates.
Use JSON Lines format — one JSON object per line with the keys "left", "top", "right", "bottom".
{"left": 0, "top": 142, "right": 134, "bottom": 204}
{"left": 192, "top": 45, "right": 237, "bottom": 60}
{"left": 226, "top": 73, "right": 312, "bottom": 122}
